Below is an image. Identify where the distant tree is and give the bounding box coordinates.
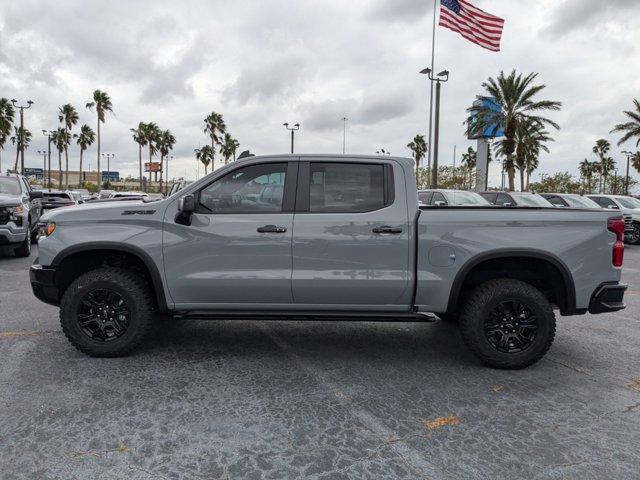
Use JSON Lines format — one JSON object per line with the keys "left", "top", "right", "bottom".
{"left": 610, "top": 99, "right": 640, "bottom": 148}
{"left": 86, "top": 90, "right": 113, "bottom": 185}
{"left": 195, "top": 145, "right": 213, "bottom": 174}
{"left": 58, "top": 104, "right": 79, "bottom": 188}
{"left": 10, "top": 126, "right": 32, "bottom": 172}
{"left": 220, "top": 133, "right": 239, "bottom": 164}
{"left": 0, "top": 98, "right": 15, "bottom": 171}
{"left": 592, "top": 139, "right": 612, "bottom": 193}
{"left": 460, "top": 146, "right": 476, "bottom": 189}
{"left": 406, "top": 134, "right": 427, "bottom": 175}
{"left": 579, "top": 158, "right": 597, "bottom": 193}
{"left": 50, "top": 128, "right": 67, "bottom": 188}
{"left": 73, "top": 125, "right": 95, "bottom": 187}
{"left": 631, "top": 151, "right": 640, "bottom": 175}
{"left": 528, "top": 172, "right": 582, "bottom": 194}
{"left": 157, "top": 129, "right": 176, "bottom": 194}
{"left": 466, "top": 70, "right": 561, "bottom": 191}
{"left": 130, "top": 122, "right": 148, "bottom": 190}
{"left": 203, "top": 112, "right": 226, "bottom": 171}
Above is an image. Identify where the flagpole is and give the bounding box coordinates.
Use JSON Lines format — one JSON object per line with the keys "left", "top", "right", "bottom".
{"left": 427, "top": 0, "right": 438, "bottom": 172}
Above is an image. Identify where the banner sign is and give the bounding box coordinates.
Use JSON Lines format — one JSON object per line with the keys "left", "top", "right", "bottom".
{"left": 145, "top": 162, "right": 162, "bottom": 172}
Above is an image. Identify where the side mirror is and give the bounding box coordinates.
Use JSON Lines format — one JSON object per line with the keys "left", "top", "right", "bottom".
{"left": 176, "top": 194, "right": 196, "bottom": 226}
{"left": 29, "top": 191, "right": 43, "bottom": 199}
{"left": 434, "top": 200, "right": 447, "bottom": 206}
{"left": 178, "top": 194, "right": 196, "bottom": 213}
{"left": 607, "top": 204, "right": 619, "bottom": 209}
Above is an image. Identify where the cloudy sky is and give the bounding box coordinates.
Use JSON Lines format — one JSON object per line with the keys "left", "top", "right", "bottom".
{"left": 1, "top": 0, "right": 639, "bottom": 186}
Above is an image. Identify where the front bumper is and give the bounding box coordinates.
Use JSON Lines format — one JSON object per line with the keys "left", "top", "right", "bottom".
{"left": 0, "top": 226, "right": 28, "bottom": 245}
{"left": 589, "top": 282, "right": 627, "bottom": 314}
{"left": 29, "top": 264, "right": 60, "bottom": 306}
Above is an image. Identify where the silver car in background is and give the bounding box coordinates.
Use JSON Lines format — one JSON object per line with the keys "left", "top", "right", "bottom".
{"left": 540, "top": 193, "right": 601, "bottom": 209}
{"left": 418, "top": 189, "right": 490, "bottom": 206}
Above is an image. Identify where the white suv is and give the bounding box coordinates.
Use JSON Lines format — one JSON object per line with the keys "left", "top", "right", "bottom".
{"left": 587, "top": 194, "right": 640, "bottom": 244}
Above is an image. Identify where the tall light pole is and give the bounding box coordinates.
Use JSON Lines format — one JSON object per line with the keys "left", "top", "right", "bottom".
{"left": 283, "top": 123, "right": 300, "bottom": 154}
{"left": 42, "top": 130, "right": 53, "bottom": 191}
{"left": 342, "top": 117, "right": 347, "bottom": 154}
{"left": 11, "top": 99, "right": 34, "bottom": 175}
{"left": 102, "top": 153, "right": 115, "bottom": 188}
{"left": 37, "top": 150, "right": 47, "bottom": 184}
{"left": 166, "top": 155, "right": 174, "bottom": 195}
{"left": 622, "top": 151, "right": 633, "bottom": 195}
{"left": 420, "top": 68, "right": 449, "bottom": 188}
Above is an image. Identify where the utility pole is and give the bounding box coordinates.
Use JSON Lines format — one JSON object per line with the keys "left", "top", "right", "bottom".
{"left": 166, "top": 155, "right": 173, "bottom": 195}
{"left": 622, "top": 151, "right": 633, "bottom": 195}
{"left": 11, "top": 99, "right": 34, "bottom": 175}
{"left": 37, "top": 150, "right": 47, "bottom": 184}
{"left": 419, "top": 68, "right": 449, "bottom": 188}
{"left": 283, "top": 123, "right": 300, "bottom": 154}
{"left": 42, "top": 130, "right": 53, "bottom": 191}
{"left": 102, "top": 153, "right": 115, "bottom": 188}
{"left": 342, "top": 117, "right": 347, "bottom": 154}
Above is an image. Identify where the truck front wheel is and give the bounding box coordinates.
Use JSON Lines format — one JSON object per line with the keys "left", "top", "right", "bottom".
{"left": 459, "top": 279, "right": 556, "bottom": 369}
{"left": 60, "top": 267, "right": 154, "bottom": 357}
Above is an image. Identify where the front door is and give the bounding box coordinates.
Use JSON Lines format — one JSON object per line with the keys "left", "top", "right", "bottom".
{"left": 163, "top": 161, "right": 297, "bottom": 308}
{"left": 291, "top": 159, "right": 411, "bottom": 310}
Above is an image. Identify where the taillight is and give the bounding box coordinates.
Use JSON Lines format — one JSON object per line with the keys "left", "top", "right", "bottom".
{"left": 607, "top": 218, "right": 625, "bottom": 267}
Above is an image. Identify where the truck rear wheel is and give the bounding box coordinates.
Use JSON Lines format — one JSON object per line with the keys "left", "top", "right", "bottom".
{"left": 60, "top": 267, "right": 154, "bottom": 357}
{"left": 459, "top": 279, "right": 556, "bottom": 369}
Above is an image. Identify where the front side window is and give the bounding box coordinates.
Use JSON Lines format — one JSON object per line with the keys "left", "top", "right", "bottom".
{"left": 198, "top": 163, "right": 287, "bottom": 214}
{"left": 615, "top": 196, "right": 640, "bottom": 209}
{"left": 591, "top": 196, "right": 618, "bottom": 209}
{"left": 431, "top": 192, "right": 448, "bottom": 206}
{"left": 308, "top": 163, "right": 388, "bottom": 213}
{"left": 495, "top": 193, "right": 513, "bottom": 206}
{"left": 545, "top": 195, "right": 567, "bottom": 207}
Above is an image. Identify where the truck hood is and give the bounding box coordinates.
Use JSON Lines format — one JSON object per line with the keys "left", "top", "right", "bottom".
{"left": 0, "top": 194, "right": 22, "bottom": 207}
{"left": 41, "top": 199, "right": 167, "bottom": 222}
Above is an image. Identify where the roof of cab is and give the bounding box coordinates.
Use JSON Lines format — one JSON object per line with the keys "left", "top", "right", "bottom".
{"left": 236, "top": 153, "right": 415, "bottom": 170}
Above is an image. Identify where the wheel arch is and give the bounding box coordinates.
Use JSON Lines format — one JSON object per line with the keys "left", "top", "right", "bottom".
{"left": 52, "top": 242, "right": 168, "bottom": 312}
{"left": 446, "top": 249, "right": 576, "bottom": 316}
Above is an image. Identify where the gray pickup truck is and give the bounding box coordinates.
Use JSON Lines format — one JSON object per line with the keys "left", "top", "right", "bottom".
{"left": 30, "top": 154, "right": 627, "bottom": 368}
{"left": 1, "top": 173, "right": 43, "bottom": 257}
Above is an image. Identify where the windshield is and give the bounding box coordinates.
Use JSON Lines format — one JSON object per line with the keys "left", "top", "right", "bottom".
{"left": 0, "top": 177, "right": 21, "bottom": 195}
{"left": 444, "top": 191, "right": 490, "bottom": 205}
{"left": 565, "top": 195, "right": 600, "bottom": 208}
{"left": 615, "top": 196, "right": 640, "bottom": 209}
{"left": 512, "top": 193, "right": 553, "bottom": 207}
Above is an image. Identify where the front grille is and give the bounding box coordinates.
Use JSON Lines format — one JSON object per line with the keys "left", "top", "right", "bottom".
{"left": 0, "top": 207, "right": 9, "bottom": 225}
{"left": 623, "top": 214, "right": 633, "bottom": 232}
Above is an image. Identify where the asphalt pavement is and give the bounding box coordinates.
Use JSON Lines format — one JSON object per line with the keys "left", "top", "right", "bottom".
{"left": 1, "top": 245, "right": 639, "bottom": 480}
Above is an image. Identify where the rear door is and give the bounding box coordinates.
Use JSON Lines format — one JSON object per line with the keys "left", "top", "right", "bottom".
{"left": 291, "top": 159, "right": 411, "bottom": 309}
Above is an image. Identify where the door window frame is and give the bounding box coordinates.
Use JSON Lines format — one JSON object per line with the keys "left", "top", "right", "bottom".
{"left": 294, "top": 161, "right": 395, "bottom": 213}
{"left": 192, "top": 161, "right": 298, "bottom": 214}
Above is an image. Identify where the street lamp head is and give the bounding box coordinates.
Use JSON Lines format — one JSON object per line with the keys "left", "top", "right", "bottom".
{"left": 27, "top": 100, "right": 33, "bottom": 105}
{"left": 437, "top": 70, "right": 449, "bottom": 77}
{"left": 283, "top": 122, "right": 289, "bottom": 127}
{"left": 11, "top": 99, "right": 17, "bottom": 105}
{"left": 419, "top": 68, "right": 431, "bottom": 75}
{"left": 42, "top": 129, "right": 47, "bottom": 135}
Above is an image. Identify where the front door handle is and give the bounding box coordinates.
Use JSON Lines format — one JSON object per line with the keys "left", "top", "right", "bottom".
{"left": 372, "top": 226, "right": 403, "bottom": 234}
{"left": 257, "top": 225, "right": 287, "bottom": 233}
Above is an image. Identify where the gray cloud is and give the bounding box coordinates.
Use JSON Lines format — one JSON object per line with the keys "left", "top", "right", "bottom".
{"left": 544, "top": 0, "right": 640, "bottom": 37}
{"left": 367, "top": 0, "right": 430, "bottom": 23}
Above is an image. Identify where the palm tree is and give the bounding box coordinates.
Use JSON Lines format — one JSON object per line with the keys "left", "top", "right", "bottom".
{"left": 508, "top": 119, "right": 552, "bottom": 191}
{"left": 592, "top": 139, "right": 611, "bottom": 193}
{"left": 195, "top": 145, "right": 213, "bottom": 174}
{"left": 0, "top": 98, "right": 15, "bottom": 172}
{"left": 460, "top": 147, "right": 476, "bottom": 189}
{"left": 203, "top": 112, "right": 226, "bottom": 171}
{"left": 157, "top": 129, "right": 176, "bottom": 194}
{"left": 142, "top": 122, "right": 160, "bottom": 190}
{"left": 406, "top": 134, "right": 427, "bottom": 175}
{"left": 73, "top": 125, "right": 95, "bottom": 186}
{"left": 86, "top": 90, "right": 113, "bottom": 186}
{"left": 51, "top": 128, "right": 68, "bottom": 188}
{"left": 130, "top": 122, "right": 148, "bottom": 190}
{"left": 579, "top": 159, "right": 596, "bottom": 193}
{"left": 600, "top": 156, "right": 616, "bottom": 193}
{"left": 58, "top": 104, "right": 79, "bottom": 188}
{"left": 10, "top": 126, "right": 32, "bottom": 172}
{"left": 220, "top": 133, "right": 239, "bottom": 165}
{"left": 631, "top": 151, "right": 640, "bottom": 175}
{"left": 466, "top": 70, "right": 561, "bottom": 191}
{"left": 611, "top": 99, "right": 640, "bottom": 148}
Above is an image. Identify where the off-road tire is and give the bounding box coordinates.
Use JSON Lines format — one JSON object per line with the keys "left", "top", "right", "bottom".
{"left": 438, "top": 314, "right": 458, "bottom": 323}
{"left": 628, "top": 222, "right": 640, "bottom": 245}
{"left": 459, "top": 279, "right": 556, "bottom": 369}
{"left": 60, "top": 267, "right": 154, "bottom": 357}
{"left": 13, "top": 235, "right": 31, "bottom": 257}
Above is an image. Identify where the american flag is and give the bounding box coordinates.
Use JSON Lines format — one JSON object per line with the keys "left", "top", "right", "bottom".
{"left": 439, "top": 0, "right": 504, "bottom": 52}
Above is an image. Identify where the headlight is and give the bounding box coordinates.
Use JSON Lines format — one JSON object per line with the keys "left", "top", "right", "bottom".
{"left": 39, "top": 222, "right": 56, "bottom": 237}
{"left": 7, "top": 205, "right": 24, "bottom": 225}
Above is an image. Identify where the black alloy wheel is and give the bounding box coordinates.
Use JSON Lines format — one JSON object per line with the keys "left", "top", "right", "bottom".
{"left": 77, "top": 288, "right": 131, "bottom": 342}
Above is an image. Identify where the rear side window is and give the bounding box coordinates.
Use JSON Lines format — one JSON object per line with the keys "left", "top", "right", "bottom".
{"left": 496, "top": 193, "right": 513, "bottom": 206}
{"left": 308, "top": 163, "right": 391, "bottom": 213}
{"left": 546, "top": 195, "right": 567, "bottom": 207}
{"left": 591, "top": 196, "right": 618, "bottom": 209}
{"left": 431, "top": 192, "right": 448, "bottom": 206}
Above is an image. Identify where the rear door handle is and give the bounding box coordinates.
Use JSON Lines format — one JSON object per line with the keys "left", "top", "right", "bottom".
{"left": 257, "top": 225, "right": 287, "bottom": 233}
{"left": 372, "top": 226, "right": 403, "bottom": 234}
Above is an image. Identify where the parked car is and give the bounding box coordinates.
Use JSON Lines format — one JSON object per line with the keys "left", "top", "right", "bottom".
{"left": 480, "top": 191, "right": 554, "bottom": 207}
{"left": 540, "top": 193, "right": 601, "bottom": 209}
{"left": 0, "top": 173, "right": 43, "bottom": 257}
{"left": 587, "top": 194, "right": 640, "bottom": 244}
{"left": 41, "top": 190, "right": 77, "bottom": 210}
{"left": 418, "top": 189, "right": 490, "bottom": 206}
{"left": 98, "top": 189, "right": 115, "bottom": 199}
{"left": 31, "top": 154, "right": 627, "bottom": 369}
{"left": 168, "top": 180, "right": 193, "bottom": 196}
{"left": 70, "top": 189, "right": 92, "bottom": 202}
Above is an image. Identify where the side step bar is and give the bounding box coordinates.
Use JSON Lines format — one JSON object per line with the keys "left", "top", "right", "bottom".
{"left": 173, "top": 311, "right": 437, "bottom": 322}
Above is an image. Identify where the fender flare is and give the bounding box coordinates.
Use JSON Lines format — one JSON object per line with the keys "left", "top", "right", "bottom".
{"left": 52, "top": 242, "right": 169, "bottom": 312}
{"left": 446, "top": 248, "right": 576, "bottom": 315}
